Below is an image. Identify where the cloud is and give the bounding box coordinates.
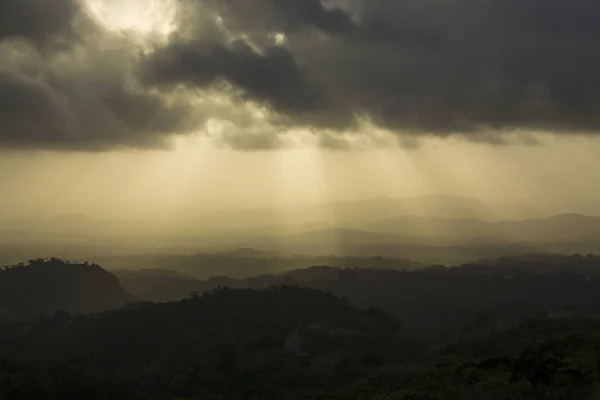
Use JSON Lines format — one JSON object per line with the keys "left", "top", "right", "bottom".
{"left": 143, "top": 39, "right": 324, "bottom": 116}
{"left": 142, "top": 0, "right": 600, "bottom": 145}
{"left": 0, "top": 0, "right": 199, "bottom": 151}
{"left": 2, "top": 0, "right": 600, "bottom": 151}
{"left": 0, "top": 0, "right": 81, "bottom": 45}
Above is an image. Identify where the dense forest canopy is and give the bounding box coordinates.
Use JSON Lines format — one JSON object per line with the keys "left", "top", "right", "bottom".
{"left": 111, "top": 254, "right": 600, "bottom": 341}
{"left": 0, "top": 258, "right": 131, "bottom": 320}
{"left": 3, "top": 286, "right": 600, "bottom": 399}
{"left": 2, "top": 254, "right": 600, "bottom": 399}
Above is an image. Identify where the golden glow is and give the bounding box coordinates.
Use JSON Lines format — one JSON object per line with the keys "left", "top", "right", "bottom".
{"left": 2, "top": 134, "right": 600, "bottom": 259}
{"left": 85, "top": 0, "right": 176, "bottom": 38}
{"left": 2, "top": 136, "right": 600, "bottom": 219}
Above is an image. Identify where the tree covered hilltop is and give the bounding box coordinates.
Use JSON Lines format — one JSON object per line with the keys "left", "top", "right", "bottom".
{"left": 2, "top": 256, "right": 600, "bottom": 399}
{"left": 3, "top": 286, "right": 600, "bottom": 399}
{"left": 0, "top": 258, "right": 132, "bottom": 321}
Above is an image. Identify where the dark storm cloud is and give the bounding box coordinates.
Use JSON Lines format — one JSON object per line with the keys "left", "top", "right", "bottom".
{"left": 144, "top": 39, "right": 323, "bottom": 115}
{"left": 0, "top": 0, "right": 80, "bottom": 44}
{"left": 0, "top": 56, "right": 197, "bottom": 150}
{"left": 0, "top": 0, "right": 198, "bottom": 151}
{"left": 142, "top": 0, "right": 600, "bottom": 144}
{"left": 2, "top": 0, "right": 600, "bottom": 151}
{"left": 179, "top": 0, "right": 356, "bottom": 37}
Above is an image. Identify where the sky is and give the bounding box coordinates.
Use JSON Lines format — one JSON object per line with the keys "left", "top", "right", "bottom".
{"left": 1, "top": 0, "right": 600, "bottom": 220}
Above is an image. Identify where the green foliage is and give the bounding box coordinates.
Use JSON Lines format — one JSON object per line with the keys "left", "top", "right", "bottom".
{"left": 0, "top": 359, "right": 135, "bottom": 399}
{"left": 158, "top": 317, "right": 600, "bottom": 400}
{"left": 0, "top": 258, "right": 131, "bottom": 320}
{"left": 117, "top": 255, "right": 600, "bottom": 342}
{"left": 4, "top": 255, "right": 600, "bottom": 399}
{"left": 0, "top": 286, "right": 416, "bottom": 400}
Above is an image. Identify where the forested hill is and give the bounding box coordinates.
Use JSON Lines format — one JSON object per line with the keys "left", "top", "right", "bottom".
{"left": 114, "top": 255, "right": 600, "bottom": 341}
{"left": 0, "top": 286, "right": 416, "bottom": 399}
{"left": 0, "top": 258, "right": 132, "bottom": 320}
{"left": 3, "top": 287, "right": 600, "bottom": 399}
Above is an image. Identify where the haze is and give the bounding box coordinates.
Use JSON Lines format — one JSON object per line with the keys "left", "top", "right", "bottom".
{"left": 2, "top": 0, "right": 600, "bottom": 263}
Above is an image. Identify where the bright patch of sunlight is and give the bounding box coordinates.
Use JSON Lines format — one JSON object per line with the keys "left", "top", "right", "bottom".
{"left": 271, "top": 32, "right": 287, "bottom": 45}
{"left": 85, "top": 0, "right": 176, "bottom": 38}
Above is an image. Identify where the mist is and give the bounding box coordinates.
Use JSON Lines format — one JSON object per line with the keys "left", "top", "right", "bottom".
{"left": 3, "top": 135, "right": 600, "bottom": 217}
{"left": 2, "top": 135, "right": 600, "bottom": 266}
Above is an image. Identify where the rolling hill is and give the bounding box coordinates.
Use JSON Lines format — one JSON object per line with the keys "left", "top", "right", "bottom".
{"left": 0, "top": 259, "right": 132, "bottom": 320}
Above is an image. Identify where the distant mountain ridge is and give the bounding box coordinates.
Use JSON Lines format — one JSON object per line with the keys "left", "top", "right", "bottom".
{"left": 2, "top": 195, "right": 600, "bottom": 267}
{"left": 290, "top": 213, "right": 600, "bottom": 244}
{"left": 0, "top": 194, "right": 575, "bottom": 233}
{"left": 113, "top": 254, "right": 600, "bottom": 342}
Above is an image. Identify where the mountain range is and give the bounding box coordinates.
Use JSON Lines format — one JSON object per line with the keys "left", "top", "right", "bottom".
{"left": 362, "top": 213, "right": 600, "bottom": 242}
{"left": 1, "top": 195, "right": 600, "bottom": 266}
